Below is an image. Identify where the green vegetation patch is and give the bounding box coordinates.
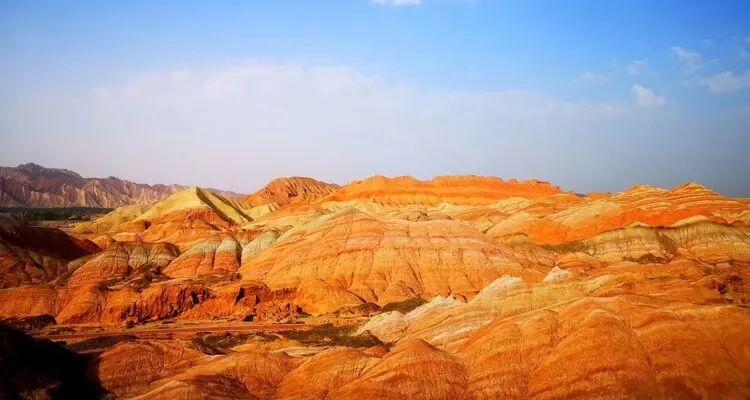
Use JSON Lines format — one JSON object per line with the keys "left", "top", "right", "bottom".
{"left": 279, "top": 323, "right": 385, "bottom": 348}
{"left": 381, "top": 297, "right": 426, "bottom": 314}
{"left": 189, "top": 331, "right": 279, "bottom": 355}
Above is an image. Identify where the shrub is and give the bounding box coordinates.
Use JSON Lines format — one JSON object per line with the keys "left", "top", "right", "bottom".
{"left": 381, "top": 297, "right": 426, "bottom": 314}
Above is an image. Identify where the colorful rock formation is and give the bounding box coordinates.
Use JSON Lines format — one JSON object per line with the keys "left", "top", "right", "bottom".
{"left": 1, "top": 173, "right": 749, "bottom": 399}
{"left": 0, "top": 163, "right": 243, "bottom": 207}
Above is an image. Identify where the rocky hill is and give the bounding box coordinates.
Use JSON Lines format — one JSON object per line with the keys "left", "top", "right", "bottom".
{"left": 1, "top": 174, "right": 749, "bottom": 399}
{"left": 0, "top": 163, "right": 244, "bottom": 208}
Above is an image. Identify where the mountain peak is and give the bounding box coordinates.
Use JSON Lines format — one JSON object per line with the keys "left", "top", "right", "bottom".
{"left": 244, "top": 177, "right": 340, "bottom": 207}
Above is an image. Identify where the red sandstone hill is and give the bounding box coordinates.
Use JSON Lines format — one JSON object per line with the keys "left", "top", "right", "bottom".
{"left": 0, "top": 163, "right": 244, "bottom": 208}
{"left": 319, "top": 175, "right": 572, "bottom": 206}
{"left": 1, "top": 173, "right": 750, "bottom": 399}
{"left": 243, "top": 177, "right": 340, "bottom": 207}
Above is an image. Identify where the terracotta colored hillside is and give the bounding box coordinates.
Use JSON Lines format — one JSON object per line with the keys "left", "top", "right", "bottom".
{"left": 319, "top": 175, "right": 571, "bottom": 206}
{"left": 1, "top": 173, "right": 749, "bottom": 399}
{"left": 243, "top": 177, "right": 340, "bottom": 207}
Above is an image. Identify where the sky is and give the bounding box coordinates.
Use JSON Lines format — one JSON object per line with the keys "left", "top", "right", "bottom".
{"left": 1, "top": 0, "right": 749, "bottom": 196}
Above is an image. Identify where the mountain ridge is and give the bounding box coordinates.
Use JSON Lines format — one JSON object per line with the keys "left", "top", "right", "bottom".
{"left": 0, "top": 163, "right": 245, "bottom": 208}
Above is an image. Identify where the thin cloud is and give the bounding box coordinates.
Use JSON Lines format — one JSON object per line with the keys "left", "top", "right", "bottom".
{"left": 581, "top": 71, "right": 608, "bottom": 83}
{"left": 671, "top": 46, "right": 702, "bottom": 74}
{"left": 631, "top": 84, "right": 666, "bottom": 107}
{"left": 702, "top": 38, "right": 713, "bottom": 46}
{"left": 625, "top": 60, "right": 648, "bottom": 75}
{"left": 3, "top": 62, "right": 750, "bottom": 196}
{"left": 371, "top": 0, "right": 422, "bottom": 5}
{"left": 697, "top": 70, "right": 750, "bottom": 93}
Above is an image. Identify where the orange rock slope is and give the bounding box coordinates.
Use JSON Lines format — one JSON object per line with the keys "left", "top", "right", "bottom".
{"left": 1, "top": 174, "right": 750, "bottom": 399}
{"left": 244, "top": 177, "right": 340, "bottom": 207}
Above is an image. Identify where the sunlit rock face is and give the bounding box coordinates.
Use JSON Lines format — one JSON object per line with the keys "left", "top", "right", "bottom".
{"left": 2, "top": 174, "right": 750, "bottom": 399}
{"left": 244, "top": 177, "right": 340, "bottom": 207}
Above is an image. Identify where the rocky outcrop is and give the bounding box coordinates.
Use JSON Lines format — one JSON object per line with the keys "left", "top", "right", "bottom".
{"left": 240, "top": 210, "right": 538, "bottom": 309}
{"left": 97, "top": 340, "right": 209, "bottom": 397}
{"left": 327, "top": 339, "right": 468, "bottom": 400}
{"left": 244, "top": 177, "right": 340, "bottom": 207}
{"left": 0, "top": 226, "right": 100, "bottom": 287}
{"left": 275, "top": 347, "right": 378, "bottom": 400}
{"left": 163, "top": 234, "right": 242, "bottom": 278}
{"left": 66, "top": 242, "right": 178, "bottom": 287}
{"left": 0, "top": 163, "right": 243, "bottom": 208}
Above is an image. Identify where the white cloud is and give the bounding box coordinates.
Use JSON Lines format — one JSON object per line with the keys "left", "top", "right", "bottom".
{"left": 631, "top": 84, "right": 666, "bottom": 107}
{"left": 671, "top": 46, "right": 702, "bottom": 74}
{"left": 697, "top": 69, "right": 750, "bottom": 93}
{"left": 371, "top": 0, "right": 421, "bottom": 5}
{"left": 3, "top": 61, "right": 750, "bottom": 196}
{"left": 581, "top": 71, "right": 608, "bottom": 83}
{"left": 625, "top": 60, "right": 647, "bottom": 75}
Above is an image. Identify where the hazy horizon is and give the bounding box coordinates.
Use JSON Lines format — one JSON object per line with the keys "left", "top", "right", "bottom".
{"left": 2, "top": 1, "right": 750, "bottom": 196}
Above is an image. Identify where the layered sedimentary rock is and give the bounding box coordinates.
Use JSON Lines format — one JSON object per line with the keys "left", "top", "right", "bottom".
{"left": 240, "top": 209, "right": 540, "bottom": 310}
{"left": 0, "top": 163, "right": 243, "bottom": 208}
{"left": 71, "top": 204, "right": 152, "bottom": 235}
{"left": 0, "top": 225, "right": 100, "bottom": 287}
{"left": 319, "top": 175, "right": 571, "bottom": 206}
{"left": 275, "top": 347, "right": 378, "bottom": 400}
{"left": 327, "top": 339, "right": 468, "bottom": 400}
{"left": 244, "top": 177, "right": 340, "bottom": 207}
{"left": 163, "top": 234, "right": 243, "bottom": 278}
{"left": 2, "top": 173, "right": 750, "bottom": 399}
{"left": 520, "top": 182, "right": 750, "bottom": 244}
{"left": 66, "top": 242, "right": 178, "bottom": 287}
{"left": 84, "top": 187, "right": 277, "bottom": 250}
{"left": 97, "top": 340, "right": 210, "bottom": 397}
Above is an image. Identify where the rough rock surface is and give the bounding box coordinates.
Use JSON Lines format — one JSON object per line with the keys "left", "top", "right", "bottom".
{"left": 0, "top": 225, "right": 99, "bottom": 287}
{"left": 1, "top": 174, "right": 750, "bottom": 399}
{"left": 244, "top": 177, "right": 340, "bottom": 207}
{"left": 240, "top": 210, "right": 538, "bottom": 307}
{"left": 66, "top": 242, "right": 179, "bottom": 287}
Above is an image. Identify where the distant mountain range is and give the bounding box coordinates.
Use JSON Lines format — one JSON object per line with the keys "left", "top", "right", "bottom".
{"left": 0, "top": 163, "right": 244, "bottom": 208}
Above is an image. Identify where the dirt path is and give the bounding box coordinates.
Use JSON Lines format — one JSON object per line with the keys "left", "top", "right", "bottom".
{"left": 37, "top": 323, "right": 316, "bottom": 341}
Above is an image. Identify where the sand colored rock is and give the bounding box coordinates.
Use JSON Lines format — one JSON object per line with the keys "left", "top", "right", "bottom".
{"left": 244, "top": 177, "right": 340, "bottom": 207}
{"left": 71, "top": 204, "right": 152, "bottom": 235}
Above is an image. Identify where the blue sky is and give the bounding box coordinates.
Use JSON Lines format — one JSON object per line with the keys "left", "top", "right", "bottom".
{"left": 1, "top": 0, "right": 749, "bottom": 195}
